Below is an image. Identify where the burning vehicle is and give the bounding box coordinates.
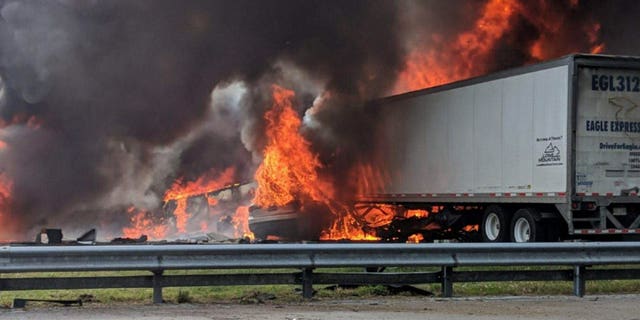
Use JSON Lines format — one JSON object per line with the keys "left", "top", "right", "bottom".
{"left": 0, "top": 0, "right": 632, "bottom": 244}
{"left": 248, "top": 202, "right": 332, "bottom": 241}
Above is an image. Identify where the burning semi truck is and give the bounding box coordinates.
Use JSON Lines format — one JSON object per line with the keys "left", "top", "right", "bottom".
{"left": 249, "top": 54, "right": 640, "bottom": 243}
{"left": 351, "top": 53, "right": 640, "bottom": 243}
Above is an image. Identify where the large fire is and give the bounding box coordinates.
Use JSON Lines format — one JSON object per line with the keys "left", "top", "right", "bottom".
{"left": 253, "top": 85, "right": 379, "bottom": 240}
{"left": 231, "top": 205, "right": 252, "bottom": 239}
{"left": 253, "top": 85, "right": 332, "bottom": 207}
{"left": 118, "top": 0, "right": 606, "bottom": 243}
{"left": 163, "top": 167, "right": 235, "bottom": 233}
{"left": 120, "top": 167, "right": 254, "bottom": 240}
{"left": 0, "top": 2, "right": 615, "bottom": 245}
{"left": 121, "top": 206, "right": 168, "bottom": 240}
{"left": 0, "top": 117, "right": 41, "bottom": 241}
{"left": 394, "top": 0, "right": 604, "bottom": 93}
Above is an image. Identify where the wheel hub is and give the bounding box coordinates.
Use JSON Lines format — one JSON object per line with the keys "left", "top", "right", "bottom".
{"left": 513, "top": 217, "right": 531, "bottom": 242}
{"left": 484, "top": 212, "right": 501, "bottom": 241}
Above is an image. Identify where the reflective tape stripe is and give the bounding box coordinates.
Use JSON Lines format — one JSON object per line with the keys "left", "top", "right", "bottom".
{"left": 360, "top": 192, "right": 568, "bottom": 199}
{"left": 577, "top": 229, "right": 640, "bottom": 234}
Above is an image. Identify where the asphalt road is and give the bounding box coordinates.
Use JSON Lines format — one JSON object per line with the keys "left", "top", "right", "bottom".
{"left": 1, "top": 295, "right": 639, "bottom": 320}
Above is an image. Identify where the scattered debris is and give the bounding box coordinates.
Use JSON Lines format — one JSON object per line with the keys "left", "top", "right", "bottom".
{"left": 177, "top": 290, "right": 192, "bottom": 304}
{"left": 386, "top": 284, "right": 434, "bottom": 296}
{"left": 323, "top": 284, "right": 433, "bottom": 296}
{"left": 78, "top": 294, "right": 97, "bottom": 303}
{"left": 169, "top": 231, "right": 252, "bottom": 244}
{"left": 12, "top": 298, "right": 82, "bottom": 308}
{"left": 240, "top": 291, "right": 276, "bottom": 304}
{"left": 35, "top": 228, "right": 63, "bottom": 244}
{"left": 76, "top": 229, "right": 96, "bottom": 244}
{"left": 110, "top": 235, "right": 147, "bottom": 244}
{"left": 323, "top": 284, "right": 359, "bottom": 291}
{"left": 206, "top": 232, "right": 232, "bottom": 243}
{"left": 176, "top": 233, "right": 210, "bottom": 243}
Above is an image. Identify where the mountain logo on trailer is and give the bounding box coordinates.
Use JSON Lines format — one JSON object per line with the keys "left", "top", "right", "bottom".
{"left": 538, "top": 143, "right": 562, "bottom": 166}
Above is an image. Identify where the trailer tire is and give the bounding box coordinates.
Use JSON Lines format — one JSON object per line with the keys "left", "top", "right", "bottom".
{"left": 510, "top": 208, "right": 542, "bottom": 243}
{"left": 481, "top": 206, "right": 510, "bottom": 242}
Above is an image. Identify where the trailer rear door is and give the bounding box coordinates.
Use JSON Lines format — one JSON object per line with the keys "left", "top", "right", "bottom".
{"left": 576, "top": 66, "right": 640, "bottom": 196}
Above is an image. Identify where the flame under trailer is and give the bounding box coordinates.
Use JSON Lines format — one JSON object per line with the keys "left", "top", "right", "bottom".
{"left": 359, "top": 54, "right": 640, "bottom": 242}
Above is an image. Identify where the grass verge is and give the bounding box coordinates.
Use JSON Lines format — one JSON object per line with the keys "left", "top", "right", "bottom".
{"left": 1, "top": 266, "right": 639, "bottom": 306}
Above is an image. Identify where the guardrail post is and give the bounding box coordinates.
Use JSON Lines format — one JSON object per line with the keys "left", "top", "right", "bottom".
{"left": 302, "top": 268, "right": 314, "bottom": 299}
{"left": 152, "top": 270, "right": 164, "bottom": 304}
{"left": 441, "top": 266, "right": 453, "bottom": 297}
{"left": 573, "top": 265, "right": 585, "bottom": 297}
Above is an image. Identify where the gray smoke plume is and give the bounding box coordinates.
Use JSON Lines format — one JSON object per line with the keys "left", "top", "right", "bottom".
{"left": 0, "top": 0, "right": 639, "bottom": 240}
{"left": 0, "top": 0, "right": 404, "bottom": 239}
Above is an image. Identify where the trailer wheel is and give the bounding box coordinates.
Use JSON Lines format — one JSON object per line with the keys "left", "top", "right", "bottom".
{"left": 481, "top": 206, "right": 510, "bottom": 242}
{"left": 510, "top": 208, "right": 541, "bottom": 243}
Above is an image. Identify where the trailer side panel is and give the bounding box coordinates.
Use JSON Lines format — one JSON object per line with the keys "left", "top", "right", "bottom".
{"left": 372, "top": 65, "right": 569, "bottom": 201}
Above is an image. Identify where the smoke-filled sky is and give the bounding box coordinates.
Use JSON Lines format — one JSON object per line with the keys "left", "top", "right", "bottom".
{"left": 0, "top": 0, "right": 639, "bottom": 239}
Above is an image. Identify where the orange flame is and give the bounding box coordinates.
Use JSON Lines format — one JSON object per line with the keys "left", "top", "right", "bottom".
{"left": 586, "top": 23, "right": 605, "bottom": 54}
{"left": 254, "top": 85, "right": 379, "bottom": 241}
{"left": 164, "top": 167, "right": 235, "bottom": 201}
{"left": 163, "top": 167, "right": 235, "bottom": 233}
{"left": 463, "top": 224, "right": 480, "bottom": 232}
{"left": 407, "top": 233, "right": 424, "bottom": 243}
{"left": 173, "top": 198, "right": 189, "bottom": 233}
{"left": 121, "top": 166, "right": 250, "bottom": 240}
{"left": 254, "top": 85, "right": 332, "bottom": 208}
{"left": 320, "top": 211, "right": 380, "bottom": 241}
{"left": 406, "top": 209, "right": 429, "bottom": 219}
{"left": 351, "top": 162, "right": 389, "bottom": 197}
{"left": 0, "top": 121, "right": 14, "bottom": 241}
{"left": 0, "top": 114, "right": 41, "bottom": 129}
{"left": 353, "top": 204, "right": 396, "bottom": 228}
{"left": 121, "top": 207, "right": 168, "bottom": 240}
{"left": 232, "top": 205, "right": 254, "bottom": 240}
{"left": 0, "top": 173, "right": 13, "bottom": 239}
{"left": 394, "top": 0, "right": 604, "bottom": 93}
{"left": 206, "top": 196, "right": 218, "bottom": 207}
{"left": 395, "top": 0, "right": 519, "bottom": 92}
{"left": 0, "top": 174, "right": 10, "bottom": 202}
{"left": 526, "top": 8, "right": 604, "bottom": 60}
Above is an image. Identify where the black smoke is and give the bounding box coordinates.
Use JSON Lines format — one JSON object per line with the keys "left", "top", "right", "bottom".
{"left": 0, "top": 0, "right": 639, "bottom": 239}
{"left": 0, "top": 0, "right": 404, "bottom": 238}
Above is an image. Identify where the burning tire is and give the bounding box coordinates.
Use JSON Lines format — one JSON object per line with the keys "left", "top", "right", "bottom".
{"left": 481, "top": 205, "right": 510, "bottom": 242}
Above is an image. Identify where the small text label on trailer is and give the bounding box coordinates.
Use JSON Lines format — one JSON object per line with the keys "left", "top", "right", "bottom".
{"left": 592, "top": 74, "right": 640, "bottom": 92}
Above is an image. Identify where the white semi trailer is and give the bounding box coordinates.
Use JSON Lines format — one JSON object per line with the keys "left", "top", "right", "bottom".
{"left": 359, "top": 54, "right": 640, "bottom": 242}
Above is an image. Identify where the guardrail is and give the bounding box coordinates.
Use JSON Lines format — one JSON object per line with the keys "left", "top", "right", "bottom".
{"left": 1, "top": 242, "right": 640, "bottom": 303}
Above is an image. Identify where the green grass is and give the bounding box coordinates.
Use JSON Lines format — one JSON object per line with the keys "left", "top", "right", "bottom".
{"left": 1, "top": 266, "right": 640, "bottom": 306}
{"left": 0, "top": 286, "right": 305, "bottom": 307}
